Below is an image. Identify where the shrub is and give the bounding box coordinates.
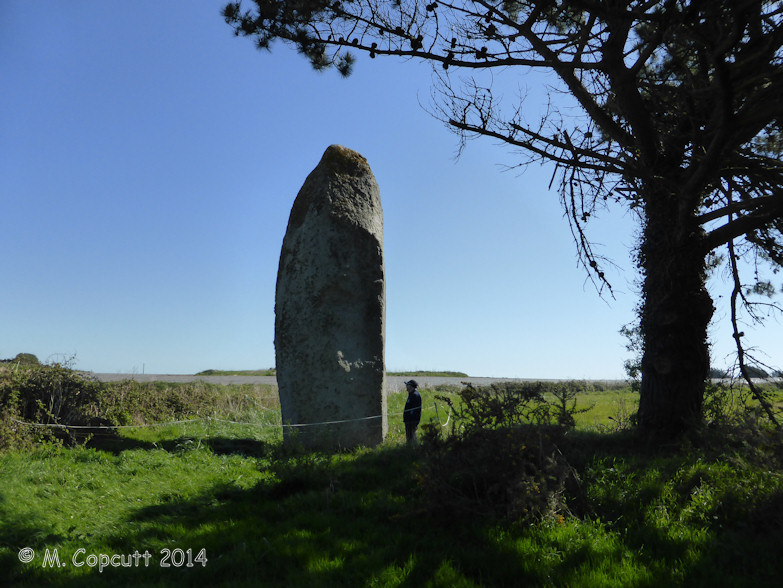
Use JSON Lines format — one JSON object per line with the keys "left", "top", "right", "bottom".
{"left": 0, "top": 362, "right": 106, "bottom": 449}
{"left": 545, "top": 381, "right": 597, "bottom": 427}
{"left": 434, "top": 381, "right": 593, "bottom": 433}
{"left": 95, "top": 380, "right": 217, "bottom": 425}
{"left": 703, "top": 381, "right": 751, "bottom": 425}
{"left": 0, "top": 362, "right": 282, "bottom": 451}
{"left": 436, "top": 382, "right": 552, "bottom": 435}
{"left": 2, "top": 363, "right": 104, "bottom": 423}
{"left": 9, "top": 353, "right": 41, "bottom": 366}
{"left": 0, "top": 403, "right": 59, "bottom": 451}
{"left": 94, "top": 380, "right": 278, "bottom": 425}
{"left": 418, "top": 423, "right": 575, "bottom": 523}
{"left": 416, "top": 383, "right": 579, "bottom": 523}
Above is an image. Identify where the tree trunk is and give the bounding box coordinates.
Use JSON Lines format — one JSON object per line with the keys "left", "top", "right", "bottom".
{"left": 637, "top": 188, "right": 714, "bottom": 439}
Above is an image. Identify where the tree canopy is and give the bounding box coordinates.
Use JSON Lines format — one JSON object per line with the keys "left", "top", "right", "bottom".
{"left": 224, "top": 0, "right": 783, "bottom": 438}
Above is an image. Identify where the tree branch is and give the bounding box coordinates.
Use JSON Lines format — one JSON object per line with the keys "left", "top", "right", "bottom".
{"left": 727, "top": 237, "right": 781, "bottom": 428}
{"left": 703, "top": 192, "right": 783, "bottom": 251}
{"left": 697, "top": 193, "right": 783, "bottom": 224}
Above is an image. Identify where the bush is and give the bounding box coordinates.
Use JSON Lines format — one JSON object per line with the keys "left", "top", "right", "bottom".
{"left": 416, "top": 383, "right": 580, "bottom": 523}
{"left": 0, "top": 403, "right": 57, "bottom": 451}
{"left": 0, "top": 362, "right": 106, "bottom": 449}
{"left": 418, "top": 423, "right": 575, "bottom": 523}
{"left": 4, "top": 363, "right": 102, "bottom": 419}
{"left": 0, "top": 363, "right": 282, "bottom": 451}
{"left": 0, "top": 362, "right": 212, "bottom": 449}
{"left": 9, "top": 353, "right": 41, "bottom": 366}
{"left": 94, "top": 380, "right": 218, "bottom": 425}
{"left": 436, "top": 382, "right": 552, "bottom": 434}
{"left": 703, "top": 381, "right": 751, "bottom": 425}
{"left": 434, "top": 381, "right": 594, "bottom": 433}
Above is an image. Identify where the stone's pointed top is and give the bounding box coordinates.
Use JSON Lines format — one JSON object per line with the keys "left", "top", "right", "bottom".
{"left": 319, "top": 145, "right": 371, "bottom": 177}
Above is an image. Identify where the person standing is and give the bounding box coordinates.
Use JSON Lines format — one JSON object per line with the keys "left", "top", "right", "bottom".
{"left": 403, "top": 379, "right": 422, "bottom": 444}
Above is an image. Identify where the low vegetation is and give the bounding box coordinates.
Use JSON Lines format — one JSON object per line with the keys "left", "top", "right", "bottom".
{"left": 0, "top": 353, "right": 41, "bottom": 366}
{"left": 1, "top": 361, "right": 782, "bottom": 586}
{"left": 387, "top": 370, "right": 470, "bottom": 378}
{"left": 194, "top": 368, "right": 277, "bottom": 376}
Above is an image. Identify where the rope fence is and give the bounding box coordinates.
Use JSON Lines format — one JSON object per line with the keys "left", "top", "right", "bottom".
{"left": 10, "top": 402, "right": 451, "bottom": 432}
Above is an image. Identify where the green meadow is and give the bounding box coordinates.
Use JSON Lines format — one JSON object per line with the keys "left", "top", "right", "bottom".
{"left": 1, "top": 367, "right": 782, "bottom": 586}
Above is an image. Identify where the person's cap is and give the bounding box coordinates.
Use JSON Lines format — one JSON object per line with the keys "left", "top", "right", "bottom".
{"left": 404, "top": 380, "right": 419, "bottom": 388}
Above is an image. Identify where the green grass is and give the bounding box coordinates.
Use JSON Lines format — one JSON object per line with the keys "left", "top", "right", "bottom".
{"left": 569, "top": 388, "right": 639, "bottom": 429}
{"left": 2, "top": 379, "right": 782, "bottom": 586}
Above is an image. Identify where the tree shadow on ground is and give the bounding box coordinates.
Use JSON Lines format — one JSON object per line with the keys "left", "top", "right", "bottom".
{"left": 0, "top": 491, "right": 71, "bottom": 586}
{"left": 38, "top": 447, "right": 565, "bottom": 586}
{"left": 10, "top": 429, "right": 781, "bottom": 586}
{"left": 23, "top": 439, "right": 718, "bottom": 587}
{"left": 562, "top": 428, "right": 783, "bottom": 586}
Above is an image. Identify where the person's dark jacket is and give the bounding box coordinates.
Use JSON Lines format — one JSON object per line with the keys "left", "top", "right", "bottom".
{"left": 403, "top": 390, "right": 422, "bottom": 424}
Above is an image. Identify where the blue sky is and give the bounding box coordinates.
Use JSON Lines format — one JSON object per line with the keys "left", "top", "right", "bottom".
{"left": 1, "top": 1, "right": 779, "bottom": 378}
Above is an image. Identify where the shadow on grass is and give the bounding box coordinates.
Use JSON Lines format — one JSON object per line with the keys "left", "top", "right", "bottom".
{"left": 16, "top": 440, "right": 675, "bottom": 587}
{"left": 86, "top": 432, "right": 270, "bottom": 458}
{"left": 36, "top": 447, "right": 547, "bottom": 586}
{"left": 7, "top": 429, "right": 782, "bottom": 586}
{"left": 562, "top": 428, "right": 783, "bottom": 586}
{"left": 0, "top": 493, "right": 70, "bottom": 586}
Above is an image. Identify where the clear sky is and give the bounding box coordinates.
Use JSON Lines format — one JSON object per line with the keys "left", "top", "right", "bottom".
{"left": 2, "top": 1, "right": 779, "bottom": 378}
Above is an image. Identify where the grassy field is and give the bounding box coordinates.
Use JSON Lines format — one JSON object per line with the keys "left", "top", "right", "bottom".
{"left": 1, "top": 373, "right": 782, "bottom": 586}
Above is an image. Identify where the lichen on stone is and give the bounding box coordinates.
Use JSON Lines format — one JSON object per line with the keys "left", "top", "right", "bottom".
{"left": 320, "top": 144, "right": 370, "bottom": 177}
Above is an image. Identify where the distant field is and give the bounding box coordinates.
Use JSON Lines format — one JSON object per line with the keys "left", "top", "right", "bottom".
{"left": 386, "top": 370, "right": 470, "bottom": 377}
{"left": 196, "top": 369, "right": 470, "bottom": 378}
{"left": 195, "top": 368, "right": 277, "bottom": 376}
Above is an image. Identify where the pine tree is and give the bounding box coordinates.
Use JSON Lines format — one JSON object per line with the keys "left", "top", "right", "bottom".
{"left": 224, "top": 0, "right": 783, "bottom": 439}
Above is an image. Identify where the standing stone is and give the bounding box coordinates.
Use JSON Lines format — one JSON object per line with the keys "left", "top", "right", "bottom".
{"left": 275, "top": 145, "right": 386, "bottom": 449}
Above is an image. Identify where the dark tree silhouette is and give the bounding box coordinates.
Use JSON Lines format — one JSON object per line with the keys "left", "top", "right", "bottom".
{"left": 224, "top": 0, "right": 783, "bottom": 439}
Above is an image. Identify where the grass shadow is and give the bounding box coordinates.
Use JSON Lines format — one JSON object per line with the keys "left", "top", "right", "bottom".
{"left": 59, "top": 443, "right": 688, "bottom": 587}
{"left": 4, "top": 424, "right": 782, "bottom": 586}
{"left": 0, "top": 490, "right": 76, "bottom": 586}
{"left": 562, "top": 427, "right": 783, "bottom": 586}
{"left": 85, "top": 432, "right": 270, "bottom": 458}
{"left": 91, "top": 445, "right": 546, "bottom": 586}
